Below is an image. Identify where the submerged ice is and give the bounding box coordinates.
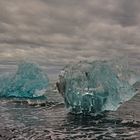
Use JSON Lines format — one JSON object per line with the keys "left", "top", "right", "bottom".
{"left": 57, "top": 60, "right": 138, "bottom": 114}
{"left": 0, "top": 62, "right": 49, "bottom": 99}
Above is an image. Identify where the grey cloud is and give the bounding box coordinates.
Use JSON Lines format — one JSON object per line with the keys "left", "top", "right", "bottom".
{"left": 114, "top": 0, "right": 140, "bottom": 26}
{"left": 0, "top": 0, "right": 140, "bottom": 77}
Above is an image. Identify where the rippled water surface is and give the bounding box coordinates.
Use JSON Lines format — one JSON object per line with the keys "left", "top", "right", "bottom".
{"left": 0, "top": 87, "right": 140, "bottom": 140}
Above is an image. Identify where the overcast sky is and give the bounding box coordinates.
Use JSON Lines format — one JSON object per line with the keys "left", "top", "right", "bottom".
{"left": 0, "top": 0, "right": 140, "bottom": 76}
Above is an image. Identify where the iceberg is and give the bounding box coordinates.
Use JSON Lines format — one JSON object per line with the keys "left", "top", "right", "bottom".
{"left": 57, "top": 60, "right": 138, "bottom": 115}
{"left": 0, "top": 62, "right": 49, "bottom": 99}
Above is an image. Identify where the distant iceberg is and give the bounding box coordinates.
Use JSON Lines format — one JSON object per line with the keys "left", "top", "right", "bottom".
{"left": 57, "top": 59, "right": 138, "bottom": 115}
{"left": 0, "top": 62, "right": 49, "bottom": 99}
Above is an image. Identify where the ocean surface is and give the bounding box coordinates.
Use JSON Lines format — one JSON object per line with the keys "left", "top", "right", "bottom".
{"left": 0, "top": 82, "right": 140, "bottom": 140}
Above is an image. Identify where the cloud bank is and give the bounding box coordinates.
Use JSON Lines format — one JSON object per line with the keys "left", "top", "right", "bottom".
{"left": 0, "top": 0, "right": 140, "bottom": 77}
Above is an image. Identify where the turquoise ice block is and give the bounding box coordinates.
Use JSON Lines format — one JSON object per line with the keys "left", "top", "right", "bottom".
{"left": 0, "top": 62, "right": 49, "bottom": 99}
{"left": 57, "top": 60, "right": 137, "bottom": 115}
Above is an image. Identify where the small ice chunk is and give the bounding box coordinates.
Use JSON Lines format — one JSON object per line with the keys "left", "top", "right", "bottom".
{"left": 0, "top": 62, "right": 49, "bottom": 99}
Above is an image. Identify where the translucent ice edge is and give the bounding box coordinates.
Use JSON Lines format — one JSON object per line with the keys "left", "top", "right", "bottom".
{"left": 58, "top": 59, "right": 139, "bottom": 115}
{"left": 0, "top": 62, "right": 49, "bottom": 99}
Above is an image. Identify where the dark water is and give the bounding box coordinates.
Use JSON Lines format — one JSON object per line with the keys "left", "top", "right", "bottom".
{"left": 0, "top": 87, "right": 140, "bottom": 140}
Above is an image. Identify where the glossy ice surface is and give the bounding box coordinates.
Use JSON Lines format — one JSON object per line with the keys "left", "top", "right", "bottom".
{"left": 58, "top": 60, "right": 138, "bottom": 114}
{"left": 0, "top": 62, "right": 49, "bottom": 99}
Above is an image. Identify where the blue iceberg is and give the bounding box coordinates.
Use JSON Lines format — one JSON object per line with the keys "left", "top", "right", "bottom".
{"left": 0, "top": 62, "right": 49, "bottom": 99}
{"left": 57, "top": 60, "right": 138, "bottom": 115}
